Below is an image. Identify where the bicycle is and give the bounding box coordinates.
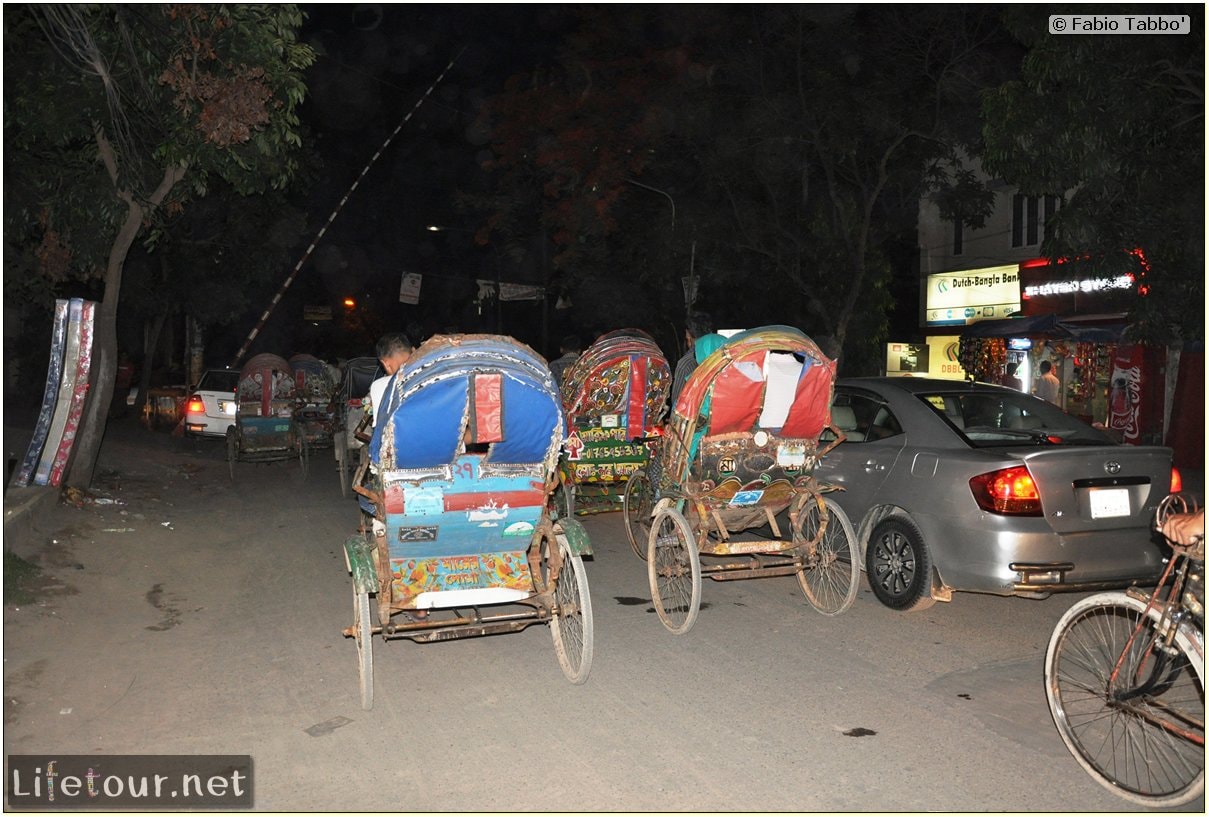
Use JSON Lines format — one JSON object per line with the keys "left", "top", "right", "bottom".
{"left": 1044, "top": 493, "right": 1205, "bottom": 808}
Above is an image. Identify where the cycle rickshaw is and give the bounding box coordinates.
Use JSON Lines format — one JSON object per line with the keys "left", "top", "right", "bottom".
{"left": 289, "top": 353, "right": 337, "bottom": 452}
{"left": 331, "top": 356, "right": 383, "bottom": 497}
{"left": 343, "top": 334, "right": 595, "bottom": 710}
{"left": 554, "top": 329, "right": 670, "bottom": 518}
{"left": 226, "top": 353, "right": 307, "bottom": 481}
{"left": 621, "top": 325, "right": 859, "bottom": 634}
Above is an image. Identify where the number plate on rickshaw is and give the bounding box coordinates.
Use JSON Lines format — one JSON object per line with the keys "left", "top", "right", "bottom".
{"left": 601, "top": 414, "right": 619, "bottom": 428}
{"left": 730, "top": 490, "right": 764, "bottom": 506}
{"left": 1090, "top": 488, "right": 1130, "bottom": 519}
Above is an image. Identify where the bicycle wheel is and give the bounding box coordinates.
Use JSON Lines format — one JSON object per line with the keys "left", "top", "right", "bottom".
{"left": 1045, "top": 591, "right": 1205, "bottom": 808}
{"left": 647, "top": 507, "right": 701, "bottom": 635}
{"left": 794, "top": 495, "right": 859, "bottom": 616}
{"left": 622, "top": 469, "right": 654, "bottom": 560}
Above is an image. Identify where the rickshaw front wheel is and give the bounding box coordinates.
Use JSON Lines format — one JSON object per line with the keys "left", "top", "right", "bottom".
{"left": 647, "top": 507, "right": 701, "bottom": 635}
{"left": 794, "top": 494, "right": 859, "bottom": 616}
{"left": 353, "top": 585, "right": 374, "bottom": 710}
{"left": 623, "top": 469, "right": 655, "bottom": 561}
{"left": 545, "top": 536, "right": 594, "bottom": 684}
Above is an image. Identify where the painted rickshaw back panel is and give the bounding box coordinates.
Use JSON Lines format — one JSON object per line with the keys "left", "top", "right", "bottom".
{"left": 237, "top": 353, "right": 297, "bottom": 454}
{"left": 346, "top": 335, "right": 595, "bottom": 706}
{"left": 371, "top": 335, "right": 566, "bottom": 610}
{"left": 627, "top": 325, "right": 858, "bottom": 634}
{"left": 559, "top": 329, "right": 670, "bottom": 513}
{"left": 661, "top": 326, "right": 838, "bottom": 552}
{"left": 289, "top": 353, "right": 336, "bottom": 448}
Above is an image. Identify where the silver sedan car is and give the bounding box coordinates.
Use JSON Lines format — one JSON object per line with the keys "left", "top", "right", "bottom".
{"left": 815, "top": 377, "right": 1179, "bottom": 611}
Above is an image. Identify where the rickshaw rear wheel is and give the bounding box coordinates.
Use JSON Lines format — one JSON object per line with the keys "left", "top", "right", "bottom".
{"left": 647, "top": 507, "right": 701, "bottom": 634}
{"left": 794, "top": 494, "right": 859, "bottom": 616}
{"left": 553, "top": 477, "right": 575, "bottom": 521}
{"left": 226, "top": 428, "right": 238, "bottom": 482}
{"left": 335, "top": 431, "right": 350, "bottom": 497}
{"left": 623, "top": 469, "right": 654, "bottom": 560}
{"left": 545, "top": 536, "right": 594, "bottom": 684}
{"left": 353, "top": 585, "right": 374, "bottom": 710}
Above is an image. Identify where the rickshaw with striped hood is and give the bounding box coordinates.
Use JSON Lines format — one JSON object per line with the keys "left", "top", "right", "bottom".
{"left": 622, "top": 326, "right": 859, "bottom": 634}
{"left": 343, "top": 334, "right": 594, "bottom": 709}
{"left": 554, "top": 329, "right": 671, "bottom": 517}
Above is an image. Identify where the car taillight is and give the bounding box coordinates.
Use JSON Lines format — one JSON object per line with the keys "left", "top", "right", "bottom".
{"left": 969, "top": 466, "right": 1043, "bottom": 516}
{"left": 1170, "top": 467, "right": 1183, "bottom": 493}
{"left": 186, "top": 395, "right": 205, "bottom": 413}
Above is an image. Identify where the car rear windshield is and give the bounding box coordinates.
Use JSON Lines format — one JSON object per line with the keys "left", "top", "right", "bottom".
{"left": 197, "top": 370, "right": 240, "bottom": 393}
{"left": 917, "top": 390, "right": 1114, "bottom": 446}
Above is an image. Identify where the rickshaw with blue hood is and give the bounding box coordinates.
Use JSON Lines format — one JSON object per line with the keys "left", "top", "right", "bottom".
{"left": 622, "top": 326, "right": 859, "bottom": 634}
{"left": 343, "top": 334, "right": 594, "bottom": 709}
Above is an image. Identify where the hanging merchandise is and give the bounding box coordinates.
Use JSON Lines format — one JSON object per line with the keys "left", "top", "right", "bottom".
{"left": 958, "top": 336, "right": 1006, "bottom": 383}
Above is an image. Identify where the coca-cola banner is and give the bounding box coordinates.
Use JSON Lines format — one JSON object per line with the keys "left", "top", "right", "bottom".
{"left": 1108, "top": 344, "right": 1165, "bottom": 445}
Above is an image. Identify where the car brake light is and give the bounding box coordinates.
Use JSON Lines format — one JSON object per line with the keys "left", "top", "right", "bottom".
{"left": 969, "top": 466, "right": 1043, "bottom": 516}
{"left": 1170, "top": 467, "right": 1182, "bottom": 493}
{"left": 186, "top": 395, "right": 205, "bottom": 413}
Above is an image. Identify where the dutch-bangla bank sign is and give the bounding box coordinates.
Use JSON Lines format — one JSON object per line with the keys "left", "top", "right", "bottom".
{"left": 925, "top": 264, "right": 1021, "bottom": 326}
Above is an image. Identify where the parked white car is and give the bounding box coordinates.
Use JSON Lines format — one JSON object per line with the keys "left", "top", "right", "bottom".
{"left": 184, "top": 369, "right": 240, "bottom": 438}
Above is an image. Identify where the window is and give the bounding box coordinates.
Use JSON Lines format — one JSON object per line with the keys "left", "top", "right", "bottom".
{"left": 1013, "top": 194, "right": 1062, "bottom": 248}
{"left": 825, "top": 391, "right": 903, "bottom": 443}
{"left": 1025, "top": 196, "right": 1039, "bottom": 245}
{"left": 1012, "top": 194, "right": 1024, "bottom": 247}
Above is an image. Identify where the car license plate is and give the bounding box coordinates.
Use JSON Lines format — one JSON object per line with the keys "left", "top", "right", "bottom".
{"left": 219, "top": 401, "right": 235, "bottom": 414}
{"left": 1090, "top": 488, "right": 1130, "bottom": 519}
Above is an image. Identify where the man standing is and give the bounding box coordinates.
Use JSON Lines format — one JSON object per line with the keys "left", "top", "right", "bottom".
{"left": 1034, "top": 360, "right": 1061, "bottom": 405}
{"left": 670, "top": 311, "right": 713, "bottom": 406}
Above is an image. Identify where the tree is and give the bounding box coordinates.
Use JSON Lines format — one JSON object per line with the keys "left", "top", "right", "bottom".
{"left": 981, "top": 6, "right": 1204, "bottom": 343}
{"left": 698, "top": 6, "right": 1012, "bottom": 370}
{"left": 4, "top": 4, "right": 314, "bottom": 487}
{"left": 473, "top": 7, "right": 1014, "bottom": 372}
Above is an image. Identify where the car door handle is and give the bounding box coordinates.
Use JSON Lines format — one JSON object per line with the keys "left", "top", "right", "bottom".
{"left": 863, "top": 460, "right": 885, "bottom": 473}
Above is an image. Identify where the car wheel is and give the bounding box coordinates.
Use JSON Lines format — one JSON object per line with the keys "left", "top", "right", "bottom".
{"left": 866, "top": 517, "right": 936, "bottom": 612}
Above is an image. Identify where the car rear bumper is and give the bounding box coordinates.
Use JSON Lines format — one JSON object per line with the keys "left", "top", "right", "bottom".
{"left": 1008, "top": 561, "right": 1162, "bottom": 596}
{"left": 185, "top": 417, "right": 232, "bottom": 437}
{"left": 916, "top": 515, "right": 1168, "bottom": 598}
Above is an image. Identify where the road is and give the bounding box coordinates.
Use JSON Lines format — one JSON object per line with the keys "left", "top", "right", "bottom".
{"left": 4, "top": 421, "right": 1203, "bottom": 812}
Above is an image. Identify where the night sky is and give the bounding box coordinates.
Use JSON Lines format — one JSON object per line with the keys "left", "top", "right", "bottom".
{"left": 262, "top": 5, "right": 577, "bottom": 361}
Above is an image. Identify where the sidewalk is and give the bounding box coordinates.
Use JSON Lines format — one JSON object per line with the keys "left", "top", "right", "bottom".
{"left": 3, "top": 416, "right": 185, "bottom": 560}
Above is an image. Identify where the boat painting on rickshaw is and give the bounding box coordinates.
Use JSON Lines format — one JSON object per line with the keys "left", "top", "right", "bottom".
{"left": 226, "top": 353, "right": 307, "bottom": 481}
{"left": 622, "top": 325, "right": 859, "bottom": 634}
{"left": 555, "top": 329, "right": 670, "bottom": 517}
{"left": 343, "top": 334, "right": 594, "bottom": 710}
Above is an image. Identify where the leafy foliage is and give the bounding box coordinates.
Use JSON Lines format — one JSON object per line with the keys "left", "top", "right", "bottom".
{"left": 3, "top": 4, "right": 315, "bottom": 487}
{"left": 981, "top": 6, "right": 1204, "bottom": 342}
{"left": 4, "top": 4, "right": 315, "bottom": 286}
{"left": 474, "top": 6, "right": 1016, "bottom": 372}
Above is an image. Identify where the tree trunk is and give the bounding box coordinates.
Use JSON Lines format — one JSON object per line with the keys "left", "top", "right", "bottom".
{"left": 65, "top": 131, "right": 186, "bottom": 489}
{"left": 134, "top": 311, "right": 168, "bottom": 426}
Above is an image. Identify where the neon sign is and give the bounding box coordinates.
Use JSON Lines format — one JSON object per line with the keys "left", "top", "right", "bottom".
{"left": 1022, "top": 274, "right": 1134, "bottom": 299}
